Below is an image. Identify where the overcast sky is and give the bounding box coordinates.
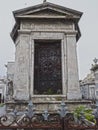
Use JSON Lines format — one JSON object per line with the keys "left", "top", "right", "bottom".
{"left": 0, "top": 0, "right": 98, "bottom": 79}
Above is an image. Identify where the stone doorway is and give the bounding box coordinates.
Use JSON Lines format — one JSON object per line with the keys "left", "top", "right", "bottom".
{"left": 34, "top": 40, "right": 62, "bottom": 95}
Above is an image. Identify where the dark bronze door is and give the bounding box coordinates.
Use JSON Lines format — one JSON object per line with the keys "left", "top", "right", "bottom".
{"left": 34, "top": 40, "right": 62, "bottom": 94}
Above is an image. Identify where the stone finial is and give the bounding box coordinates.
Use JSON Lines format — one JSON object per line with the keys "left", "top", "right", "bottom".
{"left": 93, "top": 58, "right": 98, "bottom": 64}
{"left": 91, "top": 58, "right": 98, "bottom": 72}
{"left": 43, "top": 0, "right": 47, "bottom": 3}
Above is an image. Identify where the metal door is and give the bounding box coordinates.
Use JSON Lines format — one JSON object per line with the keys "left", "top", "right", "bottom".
{"left": 34, "top": 41, "right": 62, "bottom": 94}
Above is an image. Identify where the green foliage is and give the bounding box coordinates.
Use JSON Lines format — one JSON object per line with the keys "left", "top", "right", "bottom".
{"left": 84, "top": 113, "right": 95, "bottom": 122}
{"left": 73, "top": 105, "right": 95, "bottom": 123}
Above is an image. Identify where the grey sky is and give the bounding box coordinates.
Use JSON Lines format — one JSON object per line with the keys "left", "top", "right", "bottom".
{"left": 0, "top": 0, "right": 98, "bottom": 79}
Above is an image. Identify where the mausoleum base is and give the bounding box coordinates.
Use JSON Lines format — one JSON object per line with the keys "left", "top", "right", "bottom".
{"left": 6, "top": 95, "right": 92, "bottom": 113}
{"left": 67, "top": 92, "right": 82, "bottom": 100}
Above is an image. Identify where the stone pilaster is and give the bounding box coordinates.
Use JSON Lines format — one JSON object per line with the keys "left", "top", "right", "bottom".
{"left": 13, "top": 34, "right": 30, "bottom": 100}
{"left": 66, "top": 34, "right": 81, "bottom": 100}
{"left": 62, "top": 34, "right": 67, "bottom": 96}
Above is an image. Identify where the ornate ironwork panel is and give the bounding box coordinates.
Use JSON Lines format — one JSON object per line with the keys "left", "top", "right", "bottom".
{"left": 34, "top": 41, "right": 62, "bottom": 94}
{"left": 0, "top": 101, "right": 98, "bottom": 130}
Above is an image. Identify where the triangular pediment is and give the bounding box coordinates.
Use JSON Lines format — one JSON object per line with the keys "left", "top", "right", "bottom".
{"left": 11, "top": 2, "right": 83, "bottom": 42}
{"left": 13, "top": 2, "right": 82, "bottom": 19}
{"left": 25, "top": 8, "right": 68, "bottom": 16}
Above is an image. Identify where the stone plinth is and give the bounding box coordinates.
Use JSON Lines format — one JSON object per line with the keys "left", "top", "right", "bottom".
{"left": 6, "top": 99, "right": 92, "bottom": 113}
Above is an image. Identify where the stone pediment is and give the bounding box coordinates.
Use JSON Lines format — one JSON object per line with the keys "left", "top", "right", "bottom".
{"left": 13, "top": 2, "right": 82, "bottom": 20}
{"left": 26, "top": 8, "right": 67, "bottom": 16}
{"left": 11, "top": 2, "right": 83, "bottom": 42}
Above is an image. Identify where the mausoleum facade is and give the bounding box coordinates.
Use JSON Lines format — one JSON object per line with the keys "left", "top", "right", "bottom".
{"left": 7, "top": 1, "right": 84, "bottom": 111}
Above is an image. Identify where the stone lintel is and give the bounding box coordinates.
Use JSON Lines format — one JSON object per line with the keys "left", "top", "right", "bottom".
{"left": 18, "top": 30, "right": 78, "bottom": 35}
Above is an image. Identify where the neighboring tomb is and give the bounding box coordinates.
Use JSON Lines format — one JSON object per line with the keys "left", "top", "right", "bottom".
{"left": 6, "top": 62, "right": 14, "bottom": 101}
{"left": 80, "top": 72, "right": 95, "bottom": 100}
{"left": 80, "top": 58, "right": 98, "bottom": 100}
{"left": 0, "top": 78, "right": 6, "bottom": 103}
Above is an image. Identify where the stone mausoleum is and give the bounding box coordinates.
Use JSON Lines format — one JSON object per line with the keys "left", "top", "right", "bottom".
{"left": 7, "top": 1, "right": 85, "bottom": 112}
